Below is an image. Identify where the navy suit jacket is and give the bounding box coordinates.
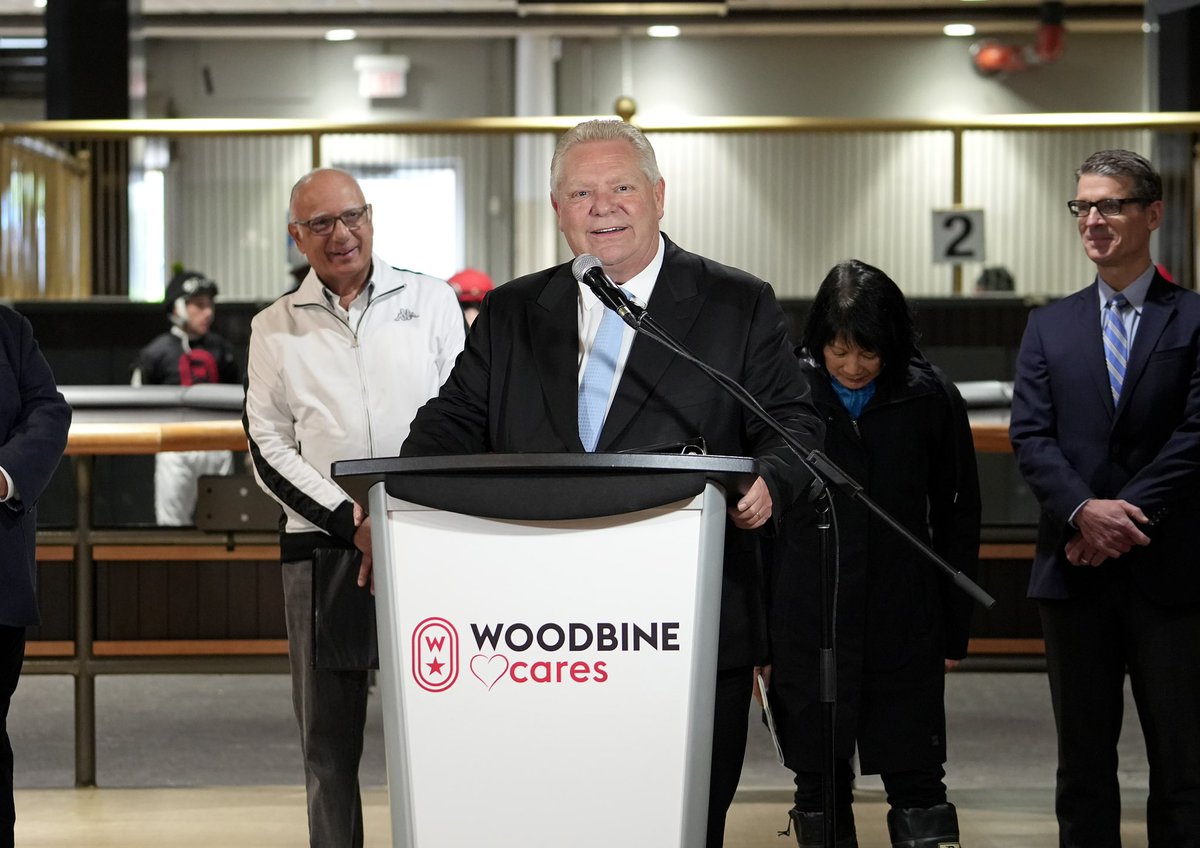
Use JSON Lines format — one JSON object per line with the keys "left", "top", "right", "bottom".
{"left": 402, "top": 235, "right": 824, "bottom": 667}
{"left": 0, "top": 306, "right": 72, "bottom": 627}
{"left": 1010, "top": 273, "right": 1200, "bottom": 604}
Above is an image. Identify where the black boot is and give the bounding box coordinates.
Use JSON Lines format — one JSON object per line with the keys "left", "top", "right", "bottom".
{"left": 786, "top": 807, "right": 858, "bottom": 848}
{"left": 886, "top": 802, "right": 962, "bottom": 848}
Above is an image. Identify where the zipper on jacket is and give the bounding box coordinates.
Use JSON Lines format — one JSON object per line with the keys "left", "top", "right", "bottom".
{"left": 295, "top": 290, "right": 403, "bottom": 460}
{"left": 347, "top": 285, "right": 404, "bottom": 455}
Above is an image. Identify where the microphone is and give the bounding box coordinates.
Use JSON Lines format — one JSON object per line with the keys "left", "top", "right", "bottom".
{"left": 570, "top": 254, "right": 639, "bottom": 326}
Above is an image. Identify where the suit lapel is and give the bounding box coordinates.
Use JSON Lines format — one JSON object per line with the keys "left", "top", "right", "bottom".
{"left": 598, "top": 237, "right": 706, "bottom": 450}
{"left": 528, "top": 265, "right": 585, "bottom": 450}
{"left": 1116, "top": 273, "right": 1177, "bottom": 420}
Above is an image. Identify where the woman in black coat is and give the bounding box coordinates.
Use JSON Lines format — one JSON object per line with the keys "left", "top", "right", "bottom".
{"left": 769, "top": 260, "right": 981, "bottom": 848}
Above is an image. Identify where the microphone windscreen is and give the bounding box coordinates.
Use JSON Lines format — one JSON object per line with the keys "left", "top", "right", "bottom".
{"left": 571, "top": 253, "right": 603, "bottom": 283}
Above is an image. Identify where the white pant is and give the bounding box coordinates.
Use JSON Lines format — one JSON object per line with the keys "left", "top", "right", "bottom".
{"left": 154, "top": 450, "right": 234, "bottom": 526}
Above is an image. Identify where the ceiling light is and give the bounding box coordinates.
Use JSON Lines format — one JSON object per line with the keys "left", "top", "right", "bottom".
{"left": 647, "top": 25, "right": 682, "bottom": 38}
{"left": 32, "top": 0, "right": 46, "bottom": 7}
{"left": 325, "top": 29, "right": 358, "bottom": 42}
{"left": 943, "top": 23, "right": 977, "bottom": 37}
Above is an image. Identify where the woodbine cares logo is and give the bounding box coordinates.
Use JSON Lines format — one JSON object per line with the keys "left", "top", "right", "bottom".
{"left": 411, "top": 616, "right": 683, "bottom": 693}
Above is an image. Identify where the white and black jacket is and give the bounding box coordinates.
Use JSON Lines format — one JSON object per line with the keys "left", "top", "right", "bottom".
{"left": 243, "top": 258, "right": 466, "bottom": 561}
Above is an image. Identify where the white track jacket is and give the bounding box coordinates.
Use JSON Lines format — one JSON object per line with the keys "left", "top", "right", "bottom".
{"left": 243, "top": 258, "right": 466, "bottom": 558}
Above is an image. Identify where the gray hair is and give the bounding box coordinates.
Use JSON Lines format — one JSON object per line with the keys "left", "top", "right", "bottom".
{"left": 1076, "top": 149, "right": 1162, "bottom": 203}
{"left": 550, "top": 120, "right": 662, "bottom": 197}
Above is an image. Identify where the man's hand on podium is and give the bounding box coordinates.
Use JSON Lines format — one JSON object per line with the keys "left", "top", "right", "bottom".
{"left": 752, "top": 665, "right": 771, "bottom": 707}
{"left": 353, "top": 503, "right": 374, "bottom": 594}
{"left": 729, "top": 475, "right": 773, "bottom": 530}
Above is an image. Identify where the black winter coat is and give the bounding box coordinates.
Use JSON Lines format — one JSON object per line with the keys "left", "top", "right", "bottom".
{"left": 768, "top": 355, "right": 981, "bottom": 774}
{"left": 133, "top": 329, "right": 242, "bottom": 387}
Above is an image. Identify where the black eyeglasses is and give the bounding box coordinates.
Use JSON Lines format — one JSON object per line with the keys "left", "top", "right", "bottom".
{"left": 292, "top": 204, "right": 371, "bottom": 235}
{"left": 1067, "top": 198, "right": 1149, "bottom": 218}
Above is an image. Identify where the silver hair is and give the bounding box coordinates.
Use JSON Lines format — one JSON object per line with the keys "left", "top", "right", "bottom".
{"left": 549, "top": 120, "right": 662, "bottom": 197}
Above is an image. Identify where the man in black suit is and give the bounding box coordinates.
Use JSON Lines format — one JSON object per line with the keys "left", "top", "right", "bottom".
{"left": 1010, "top": 149, "right": 1200, "bottom": 847}
{"left": 0, "top": 306, "right": 71, "bottom": 848}
{"left": 402, "top": 119, "right": 823, "bottom": 847}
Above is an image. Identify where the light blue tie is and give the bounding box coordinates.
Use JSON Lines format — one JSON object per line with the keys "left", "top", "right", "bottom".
{"left": 1103, "top": 293, "right": 1130, "bottom": 404}
{"left": 578, "top": 307, "right": 624, "bottom": 452}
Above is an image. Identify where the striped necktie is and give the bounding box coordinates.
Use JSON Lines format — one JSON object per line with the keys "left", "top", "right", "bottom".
{"left": 1103, "top": 293, "right": 1130, "bottom": 404}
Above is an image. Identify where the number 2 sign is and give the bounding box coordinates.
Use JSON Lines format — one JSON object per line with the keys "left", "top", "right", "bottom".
{"left": 932, "top": 209, "right": 985, "bottom": 264}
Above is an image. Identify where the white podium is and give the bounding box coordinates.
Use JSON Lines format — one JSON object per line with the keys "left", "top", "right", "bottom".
{"left": 334, "top": 454, "right": 757, "bottom": 848}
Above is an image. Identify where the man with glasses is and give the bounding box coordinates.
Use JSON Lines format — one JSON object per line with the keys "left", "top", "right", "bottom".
{"left": 244, "top": 167, "right": 465, "bottom": 848}
{"left": 1010, "top": 149, "right": 1200, "bottom": 847}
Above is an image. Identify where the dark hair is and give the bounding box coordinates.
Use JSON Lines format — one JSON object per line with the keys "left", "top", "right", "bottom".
{"left": 1076, "top": 149, "right": 1162, "bottom": 203}
{"left": 801, "top": 259, "right": 918, "bottom": 381}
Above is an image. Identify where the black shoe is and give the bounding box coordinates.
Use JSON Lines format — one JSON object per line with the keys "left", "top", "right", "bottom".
{"left": 785, "top": 807, "right": 858, "bottom": 848}
{"left": 886, "top": 802, "right": 962, "bottom": 848}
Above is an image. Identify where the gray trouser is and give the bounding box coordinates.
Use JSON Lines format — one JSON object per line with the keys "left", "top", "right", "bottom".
{"left": 282, "top": 560, "right": 370, "bottom": 848}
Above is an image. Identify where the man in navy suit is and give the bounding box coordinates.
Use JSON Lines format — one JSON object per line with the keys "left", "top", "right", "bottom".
{"left": 1010, "top": 149, "right": 1200, "bottom": 847}
{"left": 402, "top": 119, "right": 823, "bottom": 848}
{"left": 0, "top": 306, "right": 71, "bottom": 848}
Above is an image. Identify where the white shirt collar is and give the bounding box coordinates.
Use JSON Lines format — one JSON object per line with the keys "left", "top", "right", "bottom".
{"left": 1097, "top": 264, "right": 1155, "bottom": 312}
{"left": 577, "top": 234, "right": 665, "bottom": 311}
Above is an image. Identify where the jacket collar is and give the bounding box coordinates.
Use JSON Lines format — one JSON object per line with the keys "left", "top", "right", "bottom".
{"left": 803, "top": 355, "right": 938, "bottom": 416}
{"left": 1117, "top": 271, "right": 1177, "bottom": 419}
{"left": 1076, "top": 271, "right": 1177, "bottom": 421}
{"left": 599, "top": 234, "right": 708, "bottom": 449}
{"left": 290, "top": 255, "right": 401, "bottom": 308}
{"left": 523, "top": 233, "right": 708, "bottom": 452}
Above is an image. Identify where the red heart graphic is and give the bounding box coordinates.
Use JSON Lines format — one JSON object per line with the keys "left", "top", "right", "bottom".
{"left": 470, "top": 654, "right": 509, "bottom": 691}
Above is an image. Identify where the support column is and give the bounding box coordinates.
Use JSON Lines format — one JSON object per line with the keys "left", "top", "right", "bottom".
{"left": 1148, "top": 0, "right": 1199, "bottom": 287}
{"left": 513, "top": 34, "right": 561, "bottom": 278}
{"left": 44, "top": 0, "right": 142, "bottom": 296}
{"left": 45, "top": 0, "right": 138, "bottom": 119}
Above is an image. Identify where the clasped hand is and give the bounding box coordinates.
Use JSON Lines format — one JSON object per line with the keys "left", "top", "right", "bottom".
{"left": 1064, "top": 498, "right": 1151, "bottom": 567}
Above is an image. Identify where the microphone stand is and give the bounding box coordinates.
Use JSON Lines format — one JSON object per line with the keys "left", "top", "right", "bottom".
{"left": 606, "top": 294, "right": 995, "bottom": 848}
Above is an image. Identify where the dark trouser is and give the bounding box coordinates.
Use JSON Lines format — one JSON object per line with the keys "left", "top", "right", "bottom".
{"left": 0, "top": 625, "right": 25, "bottom": 848}
{"left": 793, "top": 761, "right": 947, "bottom": 811}
{"left": 1040, "top": 577, "right": 1200, "bottom": 848}
{"left": 707, "top": 665, "right": 754, "bottom": 848}
{"left": 282, "top": 561, "right": 370, "bottom": 848}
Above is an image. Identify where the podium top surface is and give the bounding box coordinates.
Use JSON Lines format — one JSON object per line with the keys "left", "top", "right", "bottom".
{"left": 332, "top": 453, "right": 758, "bottom": 520}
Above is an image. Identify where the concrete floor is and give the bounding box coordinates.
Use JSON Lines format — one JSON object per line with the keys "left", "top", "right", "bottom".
{"left": 8, "top": 671, "right": 1151, "bottom": 846}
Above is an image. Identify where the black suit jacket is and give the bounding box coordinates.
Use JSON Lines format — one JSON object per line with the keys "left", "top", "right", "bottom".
{"left": 402, "top": 235, "right": 824, "bottom": 667}
{"left": 0, "top": 306, "right": 72, "bottom": 627}
{"left": 1010, "top": 273, "right": 1200, "bottom": 604}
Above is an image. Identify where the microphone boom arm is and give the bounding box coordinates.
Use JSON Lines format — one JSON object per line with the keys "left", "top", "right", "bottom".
{"left": 627, "top": 301, "right": 996, "bottom": 610}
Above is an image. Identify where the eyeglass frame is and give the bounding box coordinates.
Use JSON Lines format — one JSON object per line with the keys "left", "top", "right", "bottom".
{"left": 1066, "top": 197, "right": 1152, "bottom": 218}
{"left": 291, "top": 203, "right": 372, "bottom": 235}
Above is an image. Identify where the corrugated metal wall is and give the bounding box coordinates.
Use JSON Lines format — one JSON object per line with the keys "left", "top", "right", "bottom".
{"left": 959, "top": 129, "right": 1154, "bottom": 296}
{"left": 168, "top": 135, "right": 310, "bottom": 301}
{"left": 648, "top": 131, "right": 955, "bottom": 298}
{"left": 22, "top": 124, "right": 1173, "bottom": 303}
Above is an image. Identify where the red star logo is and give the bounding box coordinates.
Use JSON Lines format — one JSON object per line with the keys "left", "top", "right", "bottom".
{"left": 426, "top": 658, "right": 445, "bottom": 677}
